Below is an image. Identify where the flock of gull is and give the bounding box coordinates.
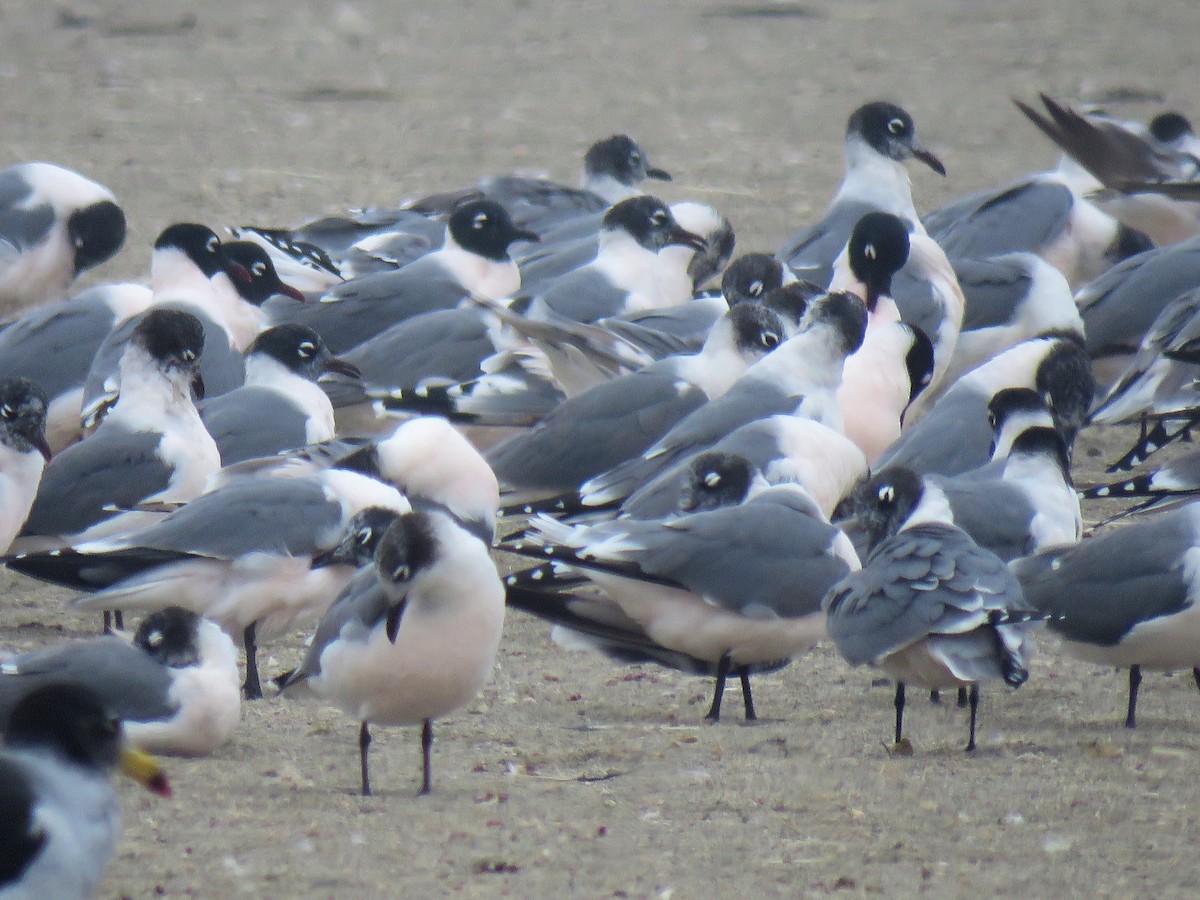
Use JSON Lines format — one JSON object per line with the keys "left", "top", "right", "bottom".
{"left": 2, "top": 93, "right": 1200, "bottom": 894}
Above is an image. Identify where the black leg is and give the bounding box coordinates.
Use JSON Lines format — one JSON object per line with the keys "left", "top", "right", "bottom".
{"left": 929, "top": 689, "right": 941, "bottom": 705}
{"left": 359, "top": 722, "right": 372, "bottom": 796}
{"left": 102, "top": 610, "right": 112, "bottom": 634}
{"left": 956, "top": 686, "right": 969, "bottom": 708}
{"left": 704, "top": 653, "right": 732, "bottom": 723}
{"left": 114, "top": 610, "right": 124, "bottom": 631}
{"left": 419, "top": 719, "right": 433, "bottom": 796}
{"left": 894, "top": 681, "right": 906, "bottom": 745}
{"left": 1125, "top": 665, "right": 1142, "bottom": 729}
{"left": 1192, "top": 667, "right": 1200, "bottom": 692}
{"left": 965, "top": 683, "right": 980, "bottom": 752}
{"left": 737, "top": 665, "right": 756, "bottom": 721}
{"left": 242, "top": 622, "right": 262, "bottom": 700}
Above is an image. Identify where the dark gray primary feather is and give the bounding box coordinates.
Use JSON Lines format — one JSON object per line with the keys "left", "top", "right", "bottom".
{"left": 824, "top": 523, "right": 1029, "bottom": 668}
{"left": 0, "top": 636, "right": 175, "bottom": 725}
{"left": 1013, "top": 507, "right": 1197, "bottom": 646}
{"left": 22, "top": 427, "right": 170, "bottom": 537}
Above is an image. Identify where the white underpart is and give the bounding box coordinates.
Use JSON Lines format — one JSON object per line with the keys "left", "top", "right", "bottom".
{"left": 759, "top": 417, "right": 868, "bottom": 517}
{"left": 839, "top": 321, "right": 918, "bottom": 464}
{"left": 150, "top": 247, "right": 261, "bottom": 350}
{"left": 1035, "top": 173, "right": 1123, "bottom": 289}
{"left": 590, "top": 228, "right": 694, "bottom": 313}
{"left": 1002, "top": 449, "right": 1081, "bottom": 549}
{"left": 311, "top": 517, "right": 505, "bottom": 726}
{"left": 0, "top": 441, "right": 45, "bottom": 553}
{"left": 124, "top": 620, "right": 242, "bottom": 757}
{"left": 899, "top": 481, "right": 957, "bottom": 530}
{"left": 434, "top": 229, "right": 522, "bottom": 301}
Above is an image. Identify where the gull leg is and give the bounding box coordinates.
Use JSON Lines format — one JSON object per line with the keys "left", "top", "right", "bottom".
{"left": 966, "top": 683, "right": 980, "bottom": 752}
{"left": 419, "top": 719, "right": 433, "bottom": 796}
{"left": 1125, "top": 665, "right": 1142, "bottom": 729}
{"left": 704, "top": 653, "right": 732, "bottom": 723}
{"left": 242, "top": 622, "right": 262, "bottom": 700}
{"left": 359, "top": 722, "right": 372, "bottom": 796}
{"left": 738, "top": 665, "right": 757, "bottom": 721}
{"left": 894, "top": 681, "right": 906, "bottom": 745}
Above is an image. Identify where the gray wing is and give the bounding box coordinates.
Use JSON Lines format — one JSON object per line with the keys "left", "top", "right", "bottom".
{"left": 1078, "top": 236, "right": 1200, "bottom": 357}
{"left": 23, "top": 426, "right": 171, "bottom": 537}
{"left": 608, "top": 489, "right": 852, "bottom": 619}
{"left": 877, "top": 384, "right": 993, "bottom": 477}
{"left": 517, "top": 234, "right": 599, "bottom": 289}
{"left": 486, "top": 359, "right": 708, "bottom": 492}
{"left": 0, "top": 168, "right": 53, "bottom": 255}
{"left": 0, "top": 292, "right": 117, "bottom": 398}
{"left": 288, "top": 565, "right": 390, "bottom": 682}
{"left": 82, "top": 304, "right": 245, "bottom": 421}
{"left": 823, "top": 523, "right": 1026, "bottom": 667}
{"left": 266, "top": 256, "right": 466, "bottom": 353}
{"left": 110, "top": 474, "right": 343, "bottom": 559}
{"left": 926, "top": 180, "right": 1072, "bottom": 258}
{"left": 599, "top": 298, "right": 728, "bottom": 359}
{"left": 199, "top": 387, "right": 312, "bottom": 466}
{"left": 938, "top": 478, "right": 1037, "bottom": 562}
{"left": 529, "top": 268, "right": 629, "bottom": 324}
{"left": 1014, "top": 507, "right": 1197, "bottom": 646}
{"left": 584, "top": 378, "right": 803, "bottom": 503}
{"left": 778, "top": 199, "right": 879, "bottom": 283}
{"left": 952, "top": 256, "right": 1034, "bottom": 332}
{"left": 345, "top": 307, "right": 493, "bottom": 393}
{"left": 0, "top": 636, "right": 175, "bottom": 724}
{"left": 621, "top": 417, "right": 786, "bottom": 519}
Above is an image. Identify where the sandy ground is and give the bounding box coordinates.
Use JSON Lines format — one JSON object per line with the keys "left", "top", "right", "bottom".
{"left": 3, "top": 0, "right": 1200, "bottom": 897}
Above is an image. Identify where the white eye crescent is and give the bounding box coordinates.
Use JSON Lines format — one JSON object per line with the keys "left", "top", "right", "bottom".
{"left": 650, "top": 210, "right": 668, "bottom": 226}
{"left": 206, "top": 236, "right": 219, "bottom": 253}
{"left": 878, "top": 484, "right": 895, "bottom": 504}
{"left": 146, "top": 629, "right": 164, "bottom": 648}
{"left": 181, "top": 349, "right": 197, "bottom": 362}
{"left": 888, "top": 117, "right": 905, "bottom": 135}
{"left": 704, "top": 471, "right": 721, "bottom": 487}
{"left": 0, "top": 404, "right": 12, "bottom": 419}
{"left": 251, "top": 262, "right": 267, "bottom": 277}
{"left": 472, "top": 213, "right": 489, "bottom": 229}
{"left": 864, "top": 243, "right": 877, "bottom": 261}
{"left": 391, "top": 564, "right": 411, "bottom": 581}
{"left": 298, "top": 341, "right": 317, "bottom": 357}
{"left": 357, "top": 527, "right": 373, "bottom": 546}
{"left": 761, "top": 331, "right": 780, "bottom": 349}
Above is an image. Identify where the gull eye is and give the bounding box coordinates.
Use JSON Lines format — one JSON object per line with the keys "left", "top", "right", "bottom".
{"left": 987, "top": 412, "right": 997, "bottom": 428}
{"left": 761, "top": 331, "right": 780, "bottom": 349}
{"left": 748, "top": 279, "right": 764, "bottom": 297}
{"left": 888, "top": 117, "right": 905, "bottom": 135}
{"left": 182, "top": 349, "right": 197, "bottom": 362}
{"left": 206, "top": 236, "right": 219, "bottom": 253}
{"left": 146, "top": 629, "right": 164, "bottom": 648}
{"left": 630, "top": 151, "right": 641, "bottom": 165}
{"left": 472, "top": 213, "right": 489, "bottom": 229}
{"left": 391, "top": 564, "right": 411, "bottom": 582}
{"left": 357, "top": 527, "right": 373, "bottom": 546}
{"left": 864, "top": 243, "right": 877, "bottom": 261}
{"left": 878, "top": 484, "right": 895, "bottom": 505}
{"left": 251, "top": 262, "right": 267, "bottom": 277}
{"left": 650, "top": 210, "right": 668, "bottom": 226}
{"left": 703, "top": 471, "right": 721, "bottom": 487}
{"left": 298, "top": 341, "right": 317, "bottom": 358}
{"left": 0, "top": 404, "right": 13, "bottom": 419}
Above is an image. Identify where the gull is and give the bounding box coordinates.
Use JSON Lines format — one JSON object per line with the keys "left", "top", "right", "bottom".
{"left": 280, "top": 510, "right": 505, "bottom": 796}
{"left": 824, "top": 467, "right": 1039, "bottom": 751}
